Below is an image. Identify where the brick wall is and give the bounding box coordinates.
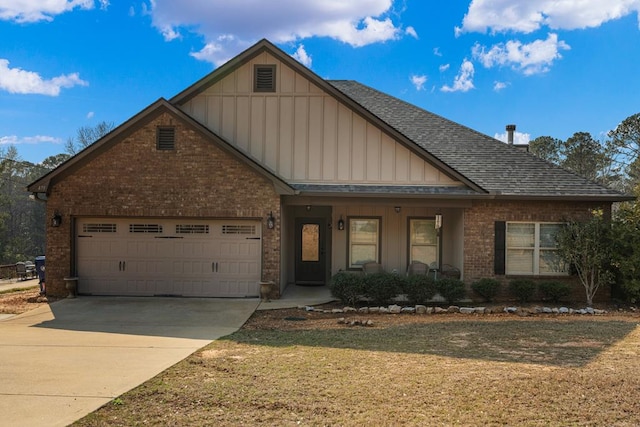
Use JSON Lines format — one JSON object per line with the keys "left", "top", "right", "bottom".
{"left": 463, "top": 200, "right": 612, "bottom": 304}
{"left": 45, "top": 111, "right": 281, "bottom": 297}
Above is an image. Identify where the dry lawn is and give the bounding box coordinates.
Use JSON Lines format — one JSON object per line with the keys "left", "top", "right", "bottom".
{"left": 73, "top": 306, "right": 640, "bottom": 426}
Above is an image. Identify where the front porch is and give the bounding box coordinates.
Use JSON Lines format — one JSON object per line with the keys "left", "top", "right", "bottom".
{"left": 279, "top": 197, "right": 468, "bottom": 293}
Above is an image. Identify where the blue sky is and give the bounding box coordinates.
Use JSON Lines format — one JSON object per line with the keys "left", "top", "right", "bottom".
{"left": 2, "top": 0, "right": 640, "bottom": 164}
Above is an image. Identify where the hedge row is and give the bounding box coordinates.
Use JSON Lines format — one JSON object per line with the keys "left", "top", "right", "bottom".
{"left": 329, "top": 272, "right": 572, "bottom": 306}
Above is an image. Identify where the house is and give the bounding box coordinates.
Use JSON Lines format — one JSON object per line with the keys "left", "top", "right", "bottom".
{"left": 28, "top": 39, "right": 631, "bottom": 299}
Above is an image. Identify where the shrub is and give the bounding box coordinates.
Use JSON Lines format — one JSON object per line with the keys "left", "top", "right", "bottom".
{"left": 329, "top": 272, "right": 364, "bottom": 306}
{"left": 364, "top": 272, "right": 404, "bottom": 305}
{"left": 435, "top": 278, "right": 466, "bottom": 304}
{"left": 471, "top": 278, "right": 501, "bottom": 302}
{"left": 404, "top": 274, "right": 437, "bottom": 305}
{"left": 508, "top": 279, "right": 537, "bottom": 303}
{"left": 538, "top": 281, "right": 571, "bottom": 303}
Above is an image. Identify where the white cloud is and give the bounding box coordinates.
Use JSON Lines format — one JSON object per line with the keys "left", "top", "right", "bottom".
{"left": 472, "top": 33, "right": 570, "bottom": 75}
{"left": 493, "top": 81, "right": 508, "bottom": 91}
{"left": 458, "top": 0, "right": 640, "bottom": 34}
{"left": 410, "top": 74, "right": 427, "bottom": 91}
{"left": 0, "top": 0, "right": 97, "bottom": 23}
{"left": 495, "top": 130, "right": 531, "bottom": 145}
{"left": 0, "top": 59, "right": 88, "bottom": 96}
{"left": 87, "top": 111, "right": 95, "bottom": 119}
{"left": 433, "top": 47, "right": 442, "bottom": 56}
{"left": 439, "top": 63, "right": 450, "bottom": 72}
{"left": 0, "top": 135, "right": 62, "bottom": 145}
{"left": 405, "top": 26, "right": 418, "bottom": 38}
{"left": 292, "top": 44, "right": 312, "bottom": 67}
{"left": 441, "top": 60, "right": 475, "bottom": 93}
{"left": 150, "top": 0, "right": 405, "bottom": 66}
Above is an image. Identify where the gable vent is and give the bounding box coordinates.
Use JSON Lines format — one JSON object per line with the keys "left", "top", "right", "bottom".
{"left": 157, "top": 127, "right": 175, "bottom": 150}
{"left": 254, "top": 65, "right": 276, "bottom": 92}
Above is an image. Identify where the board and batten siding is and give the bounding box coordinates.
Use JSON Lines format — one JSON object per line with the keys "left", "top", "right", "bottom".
{"left": 180, "top": 52, "right": 459, "bottom": 186}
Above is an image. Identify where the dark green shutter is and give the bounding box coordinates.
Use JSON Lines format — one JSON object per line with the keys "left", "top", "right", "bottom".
{"left": 494, "top": 221, "right": 506, "bottom": 275}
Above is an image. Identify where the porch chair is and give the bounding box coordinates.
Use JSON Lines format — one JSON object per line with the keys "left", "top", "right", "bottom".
{"left": 428, "top": 262, "right": 439, "bottom": 280}
{"left": 362, "top": 262, "right": 384, "bottom": 275}
{"left": 440, "top": 264, "right": 460, "bottom": 280}
{"left": 406, "top": 261, "right": 428, "bottom": 276}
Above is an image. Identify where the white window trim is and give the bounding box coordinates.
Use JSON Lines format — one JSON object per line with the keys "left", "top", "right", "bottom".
{"left": 348, "top": 217, "right": 381, "bottom": 269}
{"left": 506, "top": 222, "right": 568, "bottom": 276}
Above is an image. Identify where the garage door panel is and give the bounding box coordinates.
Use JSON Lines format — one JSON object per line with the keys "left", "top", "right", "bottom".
{"left": 76, "top": 218, "right": 261, "bottom": 297}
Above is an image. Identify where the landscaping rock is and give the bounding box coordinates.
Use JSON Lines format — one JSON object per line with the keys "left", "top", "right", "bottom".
{"left": 586, "top": 307, "right": 595, "bottom": 315}
{"left": 358, "top": 307, "right": 369, "bottom": 313}
{"left": 401, "top": 307, "right": 416, "bottom": 313}
{"left": 337, "top": 318, "right": 346, "bottom": 324}
{"left": 379, "top": 307, "right": 389, "bottom": 314}
{"left": 447, "top": 306, "right": 460, "bottom": 313}
{"left": 504, "top": 307, "right": 518, "bottom": 313}
{"left": 365, "top": 319, "right": 374, "bottom": 327}
{"left": 332, "top": 308, "right": 344, "bottom": 314}
{"left": 559, "top": 307, "right": 569, "bottom": 314}
{"left": 552, "top": 308, "right": 560, "bottom": 314}
{"left": 542, "top": 307, "right": 553, "bottom": 314}
{"left": 369, "top": 307, "right": 380, "bottom": 313}
{"left": 415, "top": 305, "right": 427, "bottom": 314}
{"left": 344, "top": 307, "right": 357, "bottom": 313}
{"left": 459, "top": 307, "right": 474, "bottom": 314}
{"left": 388, "top": 304, "right": 402, "bottom": 314}
{"left": 426, "top": 307, "right": 434, "bottom": 314}
{"left": 474, "top": 307, "right": 486, "bottom": 314}
{"left": 594, "top": 309, "right": 606, "bottom": 315}
{"left": 434, "top": 307, "right": 447, "bottom": 314}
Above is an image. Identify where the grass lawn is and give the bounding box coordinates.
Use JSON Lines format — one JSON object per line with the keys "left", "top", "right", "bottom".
{"left": 74, "top": 313, "right": 640, "bottom": 426}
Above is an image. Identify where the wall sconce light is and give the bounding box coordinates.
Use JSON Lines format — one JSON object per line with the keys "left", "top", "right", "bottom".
{"left": 394, "top": 206, "right": 401, "bottom": 213}
{"left": 267, "top": 211, "right": 275, "bottom": 229}
{"left": 337, "top": 215, "right": 345, "bottom": 231}
{"left": 435, "top": 213, "right": 442, "bottom": 230}
{"left": 306, "top": 205, "right": 312, "bottom": 211}
{"left": 51, "top": 212, "right": 62, "bottom": 228}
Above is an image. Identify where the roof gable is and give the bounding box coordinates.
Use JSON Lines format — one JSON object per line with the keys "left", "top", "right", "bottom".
{"left": 27, "top": 98, "right": 295, "bottom": 196}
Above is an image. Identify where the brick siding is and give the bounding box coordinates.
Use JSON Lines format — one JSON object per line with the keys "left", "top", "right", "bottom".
{"left": 463, "top": 200, "right": 612, "bottom": 304}
{"left": 44, "top": 111, "right": 281, "bottom": 297}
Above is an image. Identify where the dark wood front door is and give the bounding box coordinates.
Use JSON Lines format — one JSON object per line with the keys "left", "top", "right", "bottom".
{"left": 295, "top": 218, "right": 327, "bottom": 285}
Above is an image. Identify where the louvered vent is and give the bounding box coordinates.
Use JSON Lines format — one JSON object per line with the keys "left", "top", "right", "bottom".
{"left": 129, "top": 223, "right": 163, "bottom": 233}
{"left": 157, "top": 127, "right": 175, "bottom": 150}
{"left": 222, "top": 225, "right": 256, "bottom": 235}
{"left": 176, "top": 224, "right": 210, "bottom": 234}
{"left": 83, "top": 223, "right": 117, "bottom": 233}
{"left": 254, "top": 65, "right": 276, "bottom": 92}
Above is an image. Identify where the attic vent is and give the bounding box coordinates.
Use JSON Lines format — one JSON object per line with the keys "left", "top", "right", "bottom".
{"left": 157, "top": 127, "right": 175, "bottom": 150}
{"left": 254, "top": 65, "right": 276, "bottom": 92}
{"left": 83, "top": 223, "right": 116, "bottom": 233}
{"left": 129, "top": 223, "right": 163, "bottom": 233}
{"left": 176, "top": 224, "right": 210, "bottom": 234}
{"left": 222, "top": 224, "right": 256, "bottom": 235}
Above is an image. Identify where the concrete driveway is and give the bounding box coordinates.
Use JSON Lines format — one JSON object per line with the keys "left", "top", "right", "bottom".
{"left": 0, "top": 297, "right": 259, "bottom": 427}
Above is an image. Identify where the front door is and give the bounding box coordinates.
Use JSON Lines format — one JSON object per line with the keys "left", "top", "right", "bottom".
{"left": 295, "top": 218, "right": 327, "bottom": 285}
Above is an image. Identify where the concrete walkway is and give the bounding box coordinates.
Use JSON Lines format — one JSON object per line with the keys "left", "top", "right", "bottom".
{"left": 0, "top": 297, "right": 259, "bottom": 427}
{"left": 257, "top": 284, "right": 335, "bottom": 310}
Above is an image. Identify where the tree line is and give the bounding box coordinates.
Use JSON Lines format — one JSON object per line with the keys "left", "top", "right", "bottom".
{"left": 0, "top": 122, "right": 114, "bottom": 265}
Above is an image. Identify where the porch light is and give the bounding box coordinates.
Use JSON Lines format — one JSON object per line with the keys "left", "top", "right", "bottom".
{"left": 337, "top": 215, "right": 345, "bottom": 231}
{"left": 51, "top": 212, "right": 62, "bottom": 228}
{"left": 435, "top": 214, "right": 442, "bottom": 230}
{"left": 267, "top": 211, "right": 275, "bottom": 229}
{"left": 394, "top": 206, "right": 401, "bottom": 213}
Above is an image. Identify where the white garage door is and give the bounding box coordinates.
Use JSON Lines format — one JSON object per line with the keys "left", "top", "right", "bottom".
{"left": 76, "top": 218, "right": 262, "bottom": 297}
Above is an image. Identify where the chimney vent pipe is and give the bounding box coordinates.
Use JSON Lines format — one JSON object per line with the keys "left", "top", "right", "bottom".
{"left": 506, "top": 124, "right": 516, "bottom": 144}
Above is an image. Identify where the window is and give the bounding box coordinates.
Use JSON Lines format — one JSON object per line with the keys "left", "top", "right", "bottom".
{"left": 348, "top": 218, "right": 380, "bottom": 268}
{"left": 156, "top": 126, "right": 175, "bottom": 150}
{"left": 409, "top": 219, "right": 438, "bottom": 265}
{"left": 254, "top": 65, "right": 276, "bottom": 92}
{"left": 506, "top": 222, "right": 567, "bottom": 275}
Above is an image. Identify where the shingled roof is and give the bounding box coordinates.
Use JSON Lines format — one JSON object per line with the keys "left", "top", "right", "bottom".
{"left": 329, "top": 80, "right": 628, "bottom": 201}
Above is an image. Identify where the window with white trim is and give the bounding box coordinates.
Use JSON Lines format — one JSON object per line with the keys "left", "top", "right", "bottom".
{"left": 409, "top": 218, "right": 438, "bottom": 265}
{"left": 506, "top": 222, "right": 567, "bottom": 275}
{"left": 348, "top": 218, "right": 380, "bottom": 268}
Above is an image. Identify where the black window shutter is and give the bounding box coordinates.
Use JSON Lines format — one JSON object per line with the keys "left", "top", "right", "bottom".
{"left": 494, "top": 221, "right": 506, "bottom": 275}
